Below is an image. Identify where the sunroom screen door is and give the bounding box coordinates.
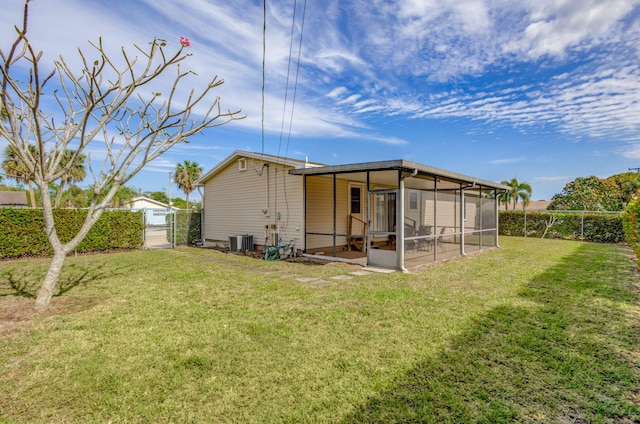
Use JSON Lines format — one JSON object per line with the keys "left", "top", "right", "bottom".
{"left": 368, "top": 189, "right": 397, "bottom": 268}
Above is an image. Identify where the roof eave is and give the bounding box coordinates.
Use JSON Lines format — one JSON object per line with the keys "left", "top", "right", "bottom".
{"left": 195, "top": 150, "right": 325, "bottom": 186}
{"left": 289, "top": 159, "right": 509, "bottom": 190}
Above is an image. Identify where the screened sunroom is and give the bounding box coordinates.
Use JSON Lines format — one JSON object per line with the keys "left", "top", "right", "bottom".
{"left": 289, "top": 160, "right": 509, "bottom": 270}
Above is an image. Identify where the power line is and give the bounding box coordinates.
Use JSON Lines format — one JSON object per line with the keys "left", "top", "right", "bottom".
{"left": 284, "top": 0, "right": 307, "bottom": 161}
{"left": 277, "top": 0, "right": 301, "bottom": 160}
{"left": 260, "top": 0, "right": 266, "bottom": 156}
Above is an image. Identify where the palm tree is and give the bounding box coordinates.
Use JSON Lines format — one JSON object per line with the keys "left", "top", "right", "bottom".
{"left": 174, "top": 160, "right": 203, "bottom": 210}
{"left": 500, "top": 177, "right": 533, "bottom": 210}
{"left": 497, "top": 189, "right": 512, "bottom": 210}
{"left": 54, "top": 149, "right": 87, "bottom": 208}
{"left": 2, "top": 145, "right": 37, "bottom": 207}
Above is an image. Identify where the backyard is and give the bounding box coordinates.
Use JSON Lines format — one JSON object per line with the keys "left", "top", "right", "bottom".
{"left": 0, "top": 237, "right": 638, "bottom": 423}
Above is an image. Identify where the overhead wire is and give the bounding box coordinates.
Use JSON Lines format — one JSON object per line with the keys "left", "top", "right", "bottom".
{"left": 274, "top": 0, "right": 307, "bottom": 234}
{"left": 284, "top": 0, "right": 307, "bottom": 161}
{"left": 260, "top": 0, "right": 266, "bottom": 158}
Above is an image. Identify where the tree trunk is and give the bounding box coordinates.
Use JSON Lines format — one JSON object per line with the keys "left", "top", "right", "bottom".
{"left": 185, "top": 192, "right": 189, "bottom": 211}
{"left": 34, "top": 250, "right": 66, "bottom": 313}
{"left": 54, "top": 178, "right": 67, "bottom": 208}
{"left": 27, "top": 181, "right": 37, "bottom": 207}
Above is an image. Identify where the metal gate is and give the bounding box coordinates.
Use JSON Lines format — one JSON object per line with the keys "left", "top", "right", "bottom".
{"left": 142, "top": 208, "right": 175, "bottom": 249}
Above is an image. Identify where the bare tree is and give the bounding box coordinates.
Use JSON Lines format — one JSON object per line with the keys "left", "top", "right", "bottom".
{"left": 0, "top": 1, "right": 244, "bottom": 312}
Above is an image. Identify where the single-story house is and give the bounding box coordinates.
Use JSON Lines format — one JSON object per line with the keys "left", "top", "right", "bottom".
{"left": 0, "top": 191, "right": 29, "bottom": 208}
{"left": 123, "top": 196, "right": 178, "bottom": 226}
{"left": 197, "top": 150, "right": 509, "bottom": 270}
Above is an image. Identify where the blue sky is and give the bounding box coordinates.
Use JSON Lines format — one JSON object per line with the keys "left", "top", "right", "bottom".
{"left": 1, "top": 0, "right": 640, "bottom": 201}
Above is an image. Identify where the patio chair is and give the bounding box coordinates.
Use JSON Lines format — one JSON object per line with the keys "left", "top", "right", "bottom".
{"left": 416, "top": 225, "right": 434, "bottom": 251}
{"left": 435, "top": 227, "right": 448, "bottom": 253}
{"left": 404, "top": 225, "right": 417, "bottom": 253}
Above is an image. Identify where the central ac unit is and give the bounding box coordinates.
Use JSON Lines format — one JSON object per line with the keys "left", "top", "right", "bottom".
{"left": 229, "top": 234, "right": 254, "bottom": 252}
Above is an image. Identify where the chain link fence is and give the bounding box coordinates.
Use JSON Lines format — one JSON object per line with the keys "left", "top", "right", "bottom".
{"left": 499, "top": 210, "right": 623, "bottom": 243}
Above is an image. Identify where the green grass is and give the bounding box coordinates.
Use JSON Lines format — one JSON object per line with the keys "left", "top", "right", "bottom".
{"left": 0, "top": 237, "right": 638, "bottom": 423}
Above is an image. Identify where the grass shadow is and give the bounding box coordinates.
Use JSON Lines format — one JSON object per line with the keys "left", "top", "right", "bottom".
{"left": 0, "top": 261, "right": 127, "bottom": 298}
{"left": 343, "top": 243, "right": 640, "bottom": 423}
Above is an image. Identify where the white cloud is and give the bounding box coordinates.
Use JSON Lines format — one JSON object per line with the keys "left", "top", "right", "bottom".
{"left": 534, "top": 176, "right": 574, "bottom": 182}
{"left": 490, "top": 157, "right": 526, "bottom": 165}
{"left": 505, "top": 0, "right": 637, "bottom": 59}
{"left": 3, "top": 0, "right": 640, "bottom": 162}
{"left": 619, "top": 143, "right": 640, "bottom": 159}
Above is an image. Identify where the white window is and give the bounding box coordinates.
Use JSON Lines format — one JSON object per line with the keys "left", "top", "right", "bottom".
{"left": 409, "top": 191, "right": 418, "bottom": 211}
{"left": 238, "top": 158, "right": 247, "bottom": 171}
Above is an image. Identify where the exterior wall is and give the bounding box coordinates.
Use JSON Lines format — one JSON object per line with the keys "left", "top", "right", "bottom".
{"left": 404, "top": 189, "right": 422, "bottom": 230}
{"left": 129, "top": 199, "right": 168, "bottom": 209}
{"left": 305, "top": 175, "right": 349, "bottom": 250}
{"left": 202, "top": 157, "right": 305, "bottom": 249}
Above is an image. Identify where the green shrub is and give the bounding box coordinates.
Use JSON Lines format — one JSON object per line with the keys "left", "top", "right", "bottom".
{"left": 621, "top": 196, "right": 640, "bottom": 267}
{"left": 499, "top": 210, "right": 623, "bottom": 243}
{"left": 167, "top": 211, "right": 201, "bottom": 246}
{"left": 0, "top": 209, "right": 144, "bottom": 259}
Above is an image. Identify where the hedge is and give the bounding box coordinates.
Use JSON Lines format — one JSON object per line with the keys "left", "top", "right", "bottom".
{"left": 0, "top": 209, "right": 144, "bottom": 259}
{"left": 499, "top": 211, "right": 624, "bottom": 243}
{"left": 167, "top": 211, "right": 201, "bottom": 246}
{"left": 621, "top": 196, "right": 640, "bottom": 267}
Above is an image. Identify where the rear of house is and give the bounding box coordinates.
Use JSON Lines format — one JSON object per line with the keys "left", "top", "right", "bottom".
{"left": 198, "top": 151, "right": 508, "bottom": 270}
{"left": 197, "top": 151, "right": 322, "bottom": 251}
{"left": 291, "top": 161, "right": 508, "bottom": 269}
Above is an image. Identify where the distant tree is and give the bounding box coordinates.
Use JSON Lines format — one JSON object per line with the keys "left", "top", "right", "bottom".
{"left": 497, "top": 189, "right": 512, "bottom": 209}
{"left": 60, "top": 184, "right": 89, "bottom": 208}
{"left": 174, "top": 160, "right": 203, "bottom": 210}
{"left": 2, "top": 145, "right": 37, "bottom": 207}
{"left": 171, "top": 197, "right": 186, "bottom": 209}
{"left": 109, "top": 185, "right": 137, "bottom": 208}
{"left": 500, "top": 178, "right": 533, "bottom": 210}
{"left": 147, "top": 191, "right": 170, "bottom": 205}
{"left": 53, "top": 150, "right": 86, "bottom": 208}
{"left": 605, "top": 172, "right": 640, "bottom": 206}
{"left": 0, "top": 2, "right": 243, "bottom": 311}
{"left": 548, "top": 176, "right": 623, "bottom": 211}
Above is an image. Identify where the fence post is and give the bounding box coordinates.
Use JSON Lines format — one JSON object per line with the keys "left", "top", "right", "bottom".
{"left": 142, "top": 209, "right": 146, "bottom": 250}
{"left": 524, "top": 210, "right": 527, "bottom": 237}
{"left": 581, "top": 211, "right": 584, "bottom": 241}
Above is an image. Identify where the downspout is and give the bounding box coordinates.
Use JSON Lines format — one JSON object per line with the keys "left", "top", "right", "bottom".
{"left": 333, "top": 174, "right": 337, "bottom": 258}
{"left": 398, "top": 168, "right": 418, "bottom": 272}
{"left": 303, "top": 174, "right": 307, "bottom": 254}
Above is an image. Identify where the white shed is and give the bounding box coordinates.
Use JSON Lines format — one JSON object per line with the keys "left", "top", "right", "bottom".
{"left": 124, "top": 196, "right": 178, "bottom": 226}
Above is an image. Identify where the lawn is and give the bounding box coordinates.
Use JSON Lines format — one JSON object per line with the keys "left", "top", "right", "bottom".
{"left": 0, "top": 237, "right": 638, "bottom": 423}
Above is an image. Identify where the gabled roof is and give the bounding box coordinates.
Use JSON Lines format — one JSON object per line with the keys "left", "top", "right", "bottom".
{"left": 0, "top": 191, "right": 28, "bottom": 206}
{"left": 196, "top": 150, "right": 324, "bottom": 185}
{"left": 124, "top": 196, "right": 178, "bottom": 210}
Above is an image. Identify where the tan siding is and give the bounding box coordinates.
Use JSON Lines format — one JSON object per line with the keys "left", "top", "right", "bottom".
{"left": 435, "top": 191, "right": 460, "bottom": 230}
{"left": 202, "top": 157, "right": 305, "bottom": 249}
{"left": 304, "top": 175, "right": 349, "bottom": 249}
{"left": 404, "top": 190, "right": 421, "bottom": 232}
